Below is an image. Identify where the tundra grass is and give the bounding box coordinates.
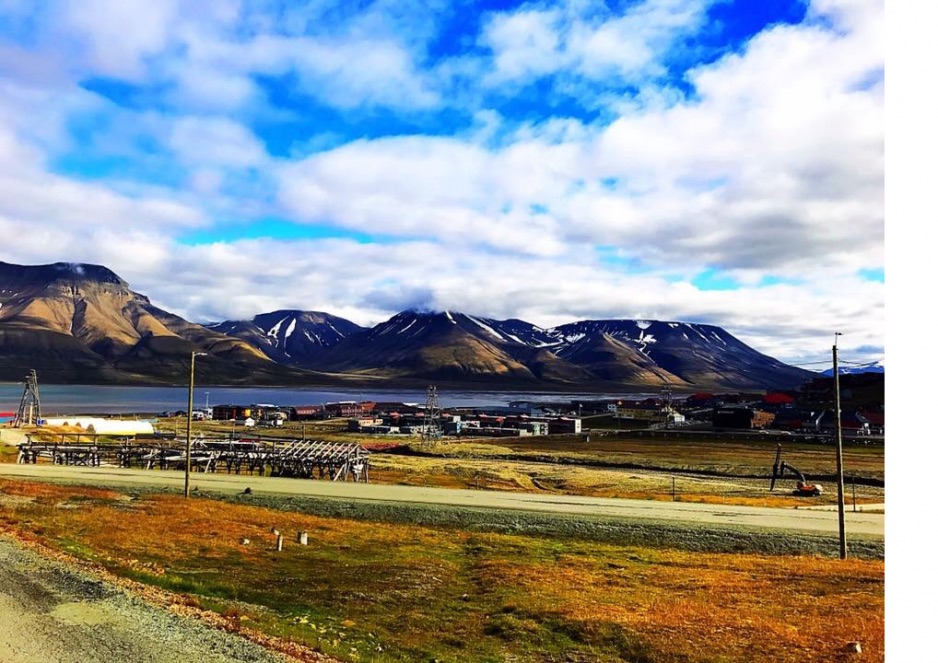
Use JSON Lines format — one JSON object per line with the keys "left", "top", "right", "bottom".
{"left": 367, "top": 454, "right": 884, "bottom": 509}
{"left": 410, "top": 436, "right": 885, "bottom": 484}
{"left": 0, "top": 478, "right": 884, "bottom": 663}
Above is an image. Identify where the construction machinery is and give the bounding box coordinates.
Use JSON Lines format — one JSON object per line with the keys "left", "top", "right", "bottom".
{"left": 770, "top": 443, "right": 823, "bottom": 497}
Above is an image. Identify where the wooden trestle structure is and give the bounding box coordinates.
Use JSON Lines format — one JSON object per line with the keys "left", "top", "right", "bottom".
{"left": 16, "top": 436, "right": 371, "bottom": 482}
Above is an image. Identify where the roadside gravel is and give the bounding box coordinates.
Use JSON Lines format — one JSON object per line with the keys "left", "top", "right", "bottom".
{"left": 0, "top": 536, "right": 326, "bottom": 663}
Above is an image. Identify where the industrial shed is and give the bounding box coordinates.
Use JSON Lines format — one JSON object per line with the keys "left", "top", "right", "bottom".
{"left": 712, "top": 407, "right": 775, "bottom": 430}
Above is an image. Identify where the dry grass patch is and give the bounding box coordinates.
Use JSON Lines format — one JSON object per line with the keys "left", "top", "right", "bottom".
{"left": 0, "top": 478, "right": 883, "bottom": 663}
{"left": 369, "top": 453, "right": 881, "bottom": 508}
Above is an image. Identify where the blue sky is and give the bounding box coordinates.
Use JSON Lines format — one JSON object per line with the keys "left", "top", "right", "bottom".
{"left": 0, "top": 0, "right": 884, "bottom": 368}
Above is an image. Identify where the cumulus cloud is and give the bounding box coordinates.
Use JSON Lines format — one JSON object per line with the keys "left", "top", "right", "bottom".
{"left": 94, "top": 235, "right": 881, "bottom": 367}
{"left": 57, "top": 0, "right": 183, "bottom": 80}
{"left": 279, "top": 0, "right": 883, "bottom": 276}
{"left": 169, "top": 116, "right": 269, "bottom": 169}
{"left": 480, "top": 0, "right": 710, "bottom": 86}
{"left": 0, "top": 0, "right": 885, "bottom": 366}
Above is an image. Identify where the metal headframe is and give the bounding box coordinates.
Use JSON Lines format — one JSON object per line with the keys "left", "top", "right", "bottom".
{"left": 13, "top": 369, "right": 42, "bottom": 428}
{"left": 421, "top": 385, "right": 442, "bottom": 444}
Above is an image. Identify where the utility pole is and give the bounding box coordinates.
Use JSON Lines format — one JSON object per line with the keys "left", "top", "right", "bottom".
{"left": 185, "top": 351, "right": 207, "bottom": 499}
{"left": 833, "top": 333, "right": 847, "bottom": 559}
{"left": 662, "top": 384, "right": 673, "bottom": 429}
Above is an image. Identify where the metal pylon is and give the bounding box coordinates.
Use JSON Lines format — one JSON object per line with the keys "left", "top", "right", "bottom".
{"left": 13, "top": 369, "right": 42, "bottom": 427}
{"left": 421, "top": 385, "right": 442, "bottom": 444}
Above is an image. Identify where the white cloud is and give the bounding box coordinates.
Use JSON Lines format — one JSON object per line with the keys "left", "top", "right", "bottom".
{"left": 80, "top": 235, "right": 880, "bottom": 367}
{"left": 483, "top": 8, "right": 563, "bottom": 82}
{"left": 481, "top": 0, "right": 710, "bottom": 86}
{"left": 0, "top": 0, "right": 885, "bottom": 367}
{"left": 279, "top": 0, "right": 883, "bottom": 273}
{"left": 58, "top": 0, "right": 182, "bottom": 80}
{"left": 169, "top": 116, "right": 269, "bottom": 169}
{"left": 168, "top": 63, "right": 260, "bottom": 112}
{"left": 222, "top": 34, "right": 441, "bottom": 110}
{"left": 278, "top": 135, "right": 578, "bottom": 256}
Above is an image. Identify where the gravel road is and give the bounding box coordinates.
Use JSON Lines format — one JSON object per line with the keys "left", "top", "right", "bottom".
{"left": 0, "top": 463, "right": 885, "bottom": 538}
{"left": 0, "top": 536, "right": 307, "bottom": 663}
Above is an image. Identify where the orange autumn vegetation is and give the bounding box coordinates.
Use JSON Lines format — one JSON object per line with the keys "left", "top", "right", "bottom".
{"left": 0, "top": 478, "right": 884, "bottom": 663}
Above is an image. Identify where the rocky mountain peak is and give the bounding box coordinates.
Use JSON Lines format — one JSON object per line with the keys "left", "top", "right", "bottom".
{"left": 0, "top": 261, "right": 128, "bottom": 289}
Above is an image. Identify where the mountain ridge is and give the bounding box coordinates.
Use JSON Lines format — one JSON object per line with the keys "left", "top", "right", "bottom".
{"left": 0, "top": 261, "right": 328, "bottom": 385}
{"left": 1, "top": 261, "right": 816, "bottom": 389}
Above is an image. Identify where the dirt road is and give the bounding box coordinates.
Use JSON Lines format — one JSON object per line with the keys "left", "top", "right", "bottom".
{"left": 0, "top": 536, "right": 301, "bottom": 663}
{"left": 0, "top": 463, "right": 884, "bottom": 538}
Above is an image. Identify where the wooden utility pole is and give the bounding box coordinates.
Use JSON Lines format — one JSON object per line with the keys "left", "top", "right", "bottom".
{"left": 833, "top": 333, "right": 847, "bottom": 559}
{"left": 185, "top": 352, "right": 207, "bottom": 499}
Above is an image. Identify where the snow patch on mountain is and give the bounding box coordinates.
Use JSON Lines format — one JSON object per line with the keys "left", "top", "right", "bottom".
{"left": 466, "top": 314, "right": 505, "bottom": 341}
{"left": 268, "top": 316, "right": 288, "bottom": 339}
{"left": 636, "top": 330, "right": 656, "bottom": 353}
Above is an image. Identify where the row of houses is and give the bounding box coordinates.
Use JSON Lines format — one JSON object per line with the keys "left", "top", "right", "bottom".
{"left": 349, "top": 411, "right": 582, "bottom": 437}
{"left": 210, "top": 401, "right": 412, "bottom": 423}
{"left": 712, "top": 405, "right": 881, "bottom": 434}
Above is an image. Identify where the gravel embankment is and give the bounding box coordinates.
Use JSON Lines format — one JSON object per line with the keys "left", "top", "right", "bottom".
{"left": 0, "top": 536, "right": 325, "bottom": 663}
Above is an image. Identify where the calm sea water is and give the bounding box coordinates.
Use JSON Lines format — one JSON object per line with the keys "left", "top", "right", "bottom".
{"left": 0, "top": 383, "right": 641, "bottom": 416}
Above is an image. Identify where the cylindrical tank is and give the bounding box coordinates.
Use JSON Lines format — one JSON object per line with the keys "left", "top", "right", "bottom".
{"left": 85, "top": 420, "right": 155, "bottom": 436}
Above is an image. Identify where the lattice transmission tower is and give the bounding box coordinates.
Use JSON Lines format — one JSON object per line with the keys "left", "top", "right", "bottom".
{"left": 13, "top": 369, "right": 42, "bottom": 427}
{"left": 421, "top": 385, "right": 442, "bottom": 444}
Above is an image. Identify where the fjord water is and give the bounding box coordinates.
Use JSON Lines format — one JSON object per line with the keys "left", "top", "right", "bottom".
{"left": 0, "top": 383, "right": 636, "bottom": 416}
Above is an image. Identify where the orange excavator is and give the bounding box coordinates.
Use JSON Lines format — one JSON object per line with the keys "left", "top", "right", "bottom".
{"left": 770, "top": 444, "right": 823, "bottom": 497}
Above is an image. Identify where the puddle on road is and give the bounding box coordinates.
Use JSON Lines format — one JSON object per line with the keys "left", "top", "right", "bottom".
{"left": 51, "top": 600, "right": 112, "bottom": 626}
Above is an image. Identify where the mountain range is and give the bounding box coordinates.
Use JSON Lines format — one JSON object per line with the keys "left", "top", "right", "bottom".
{"left": 0, "top": 261, "right": 816, "bottom": 390}
{"left": 819, "top": 362, "right": 885, "bottom": 377}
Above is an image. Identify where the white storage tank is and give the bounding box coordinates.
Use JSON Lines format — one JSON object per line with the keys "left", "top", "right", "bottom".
{"left": 85, "top": 420, "right": 155, "bottom": 436}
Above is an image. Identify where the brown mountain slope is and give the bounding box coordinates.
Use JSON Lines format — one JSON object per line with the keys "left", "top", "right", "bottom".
{"left": 556, "top": 333, "right": 690, "bottom": 387}
{"left": 0, "top": 262, "right": 313, "bottom": 384}
{"left": 315, "top": 311, "right": 539, "bottom": 383}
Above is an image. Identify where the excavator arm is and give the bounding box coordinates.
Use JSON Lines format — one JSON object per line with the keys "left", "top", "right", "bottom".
{"left": 770, "top": 444, "right": 823, "bottom": 496}
{"left": 770, "top": 443, "right": 783, "bottom": 491}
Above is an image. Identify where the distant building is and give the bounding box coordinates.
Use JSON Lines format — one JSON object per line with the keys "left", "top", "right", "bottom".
{"left": 212, "top": 404, "right": 253, "bottom": 421}
{"left": 324, "top": 401, "right": 363, "bottom": 418}
{"left": 762, "top": 393, "right": 796, "bottom": 407}
{"left": 616, "top": 404, "right": 667, "bottom": 422}
{"left": 686, "top": 393, "right": 717, "bottom": 407}
{"left": 548, "top": 417, "right": 582, "bottom": 435}
{"left": 772, "top": 408, "right": 813, "bottom": 431}
{"left": 348, "top": 417, "right": 384, "bottom": 431}
{"left": 290, "top": 405, "right": 324, "bottom": 421}
{"left": 372, "top": 402, "right": 421, "bottom": 416}
{"left": 815, "top": 409, "right": 871, "bottom": 433}
{"left": 712, "top": 406, "right": 775, "bottom": 430}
